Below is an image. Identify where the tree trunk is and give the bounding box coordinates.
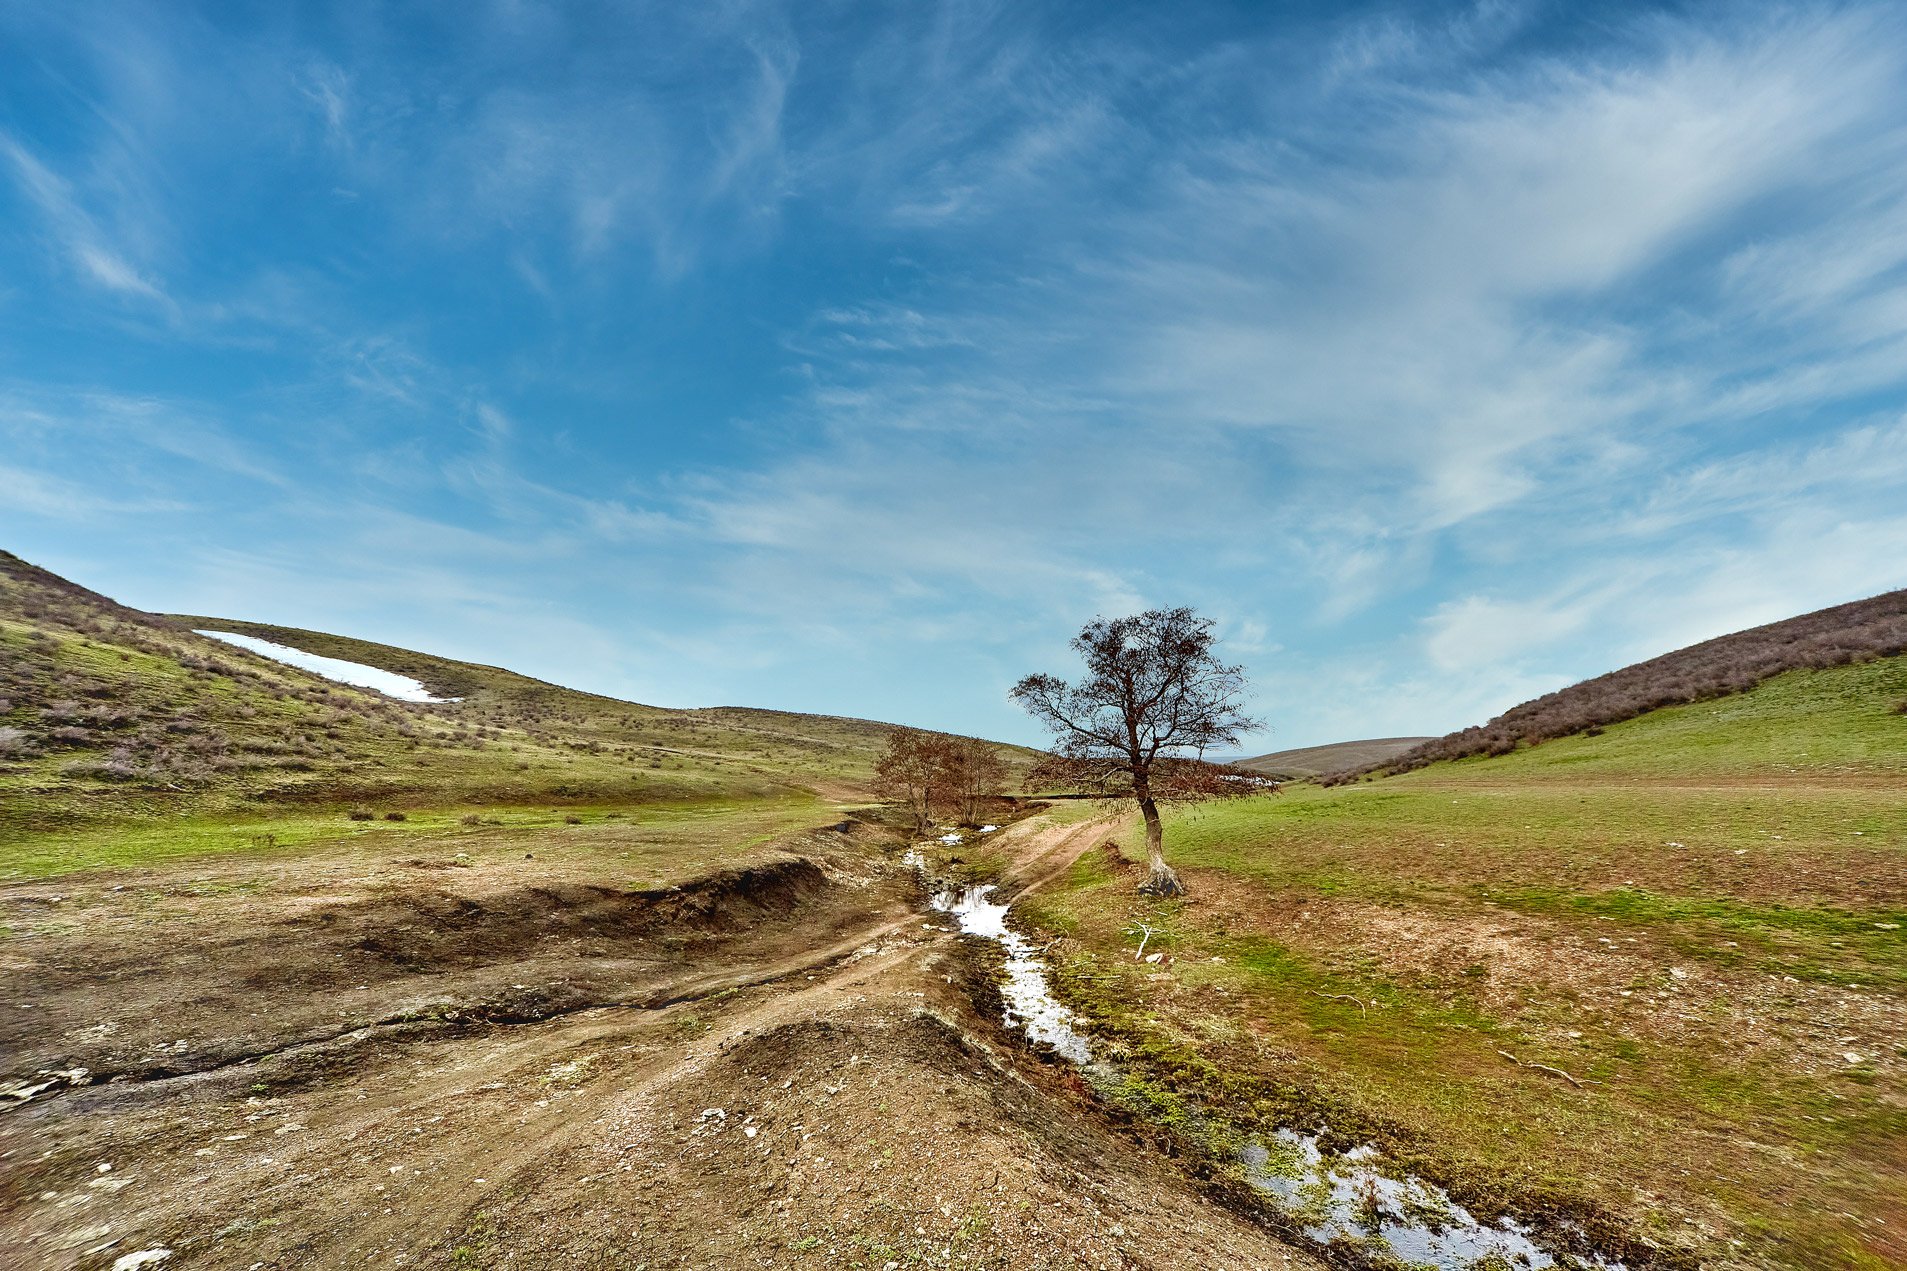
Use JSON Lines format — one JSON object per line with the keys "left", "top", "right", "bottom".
{"left": 1134, "top": 793, "right": 1184, "bottom": 897}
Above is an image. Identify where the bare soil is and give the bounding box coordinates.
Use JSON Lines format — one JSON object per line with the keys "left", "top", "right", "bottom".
{"left": 1, "top": 817, "right": 1325, "bottom": 1269}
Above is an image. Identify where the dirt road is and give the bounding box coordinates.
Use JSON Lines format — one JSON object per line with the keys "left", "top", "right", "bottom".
{"left": 2, "top": 814, "right": 1325, "bottom": 1269}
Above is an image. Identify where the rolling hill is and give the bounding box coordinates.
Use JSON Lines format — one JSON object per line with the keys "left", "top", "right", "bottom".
{"left": 1357, "top": 587, "right": 1907, "bottom": 778}
{"left": 1029, "top": 610, "right": 1907, "bottom": 1267}
{"left": 0, "top": 549, "right": 1031, "bottom": 871}
{"left": 1234, "top": 736, "right": 1431, "bottom": 778}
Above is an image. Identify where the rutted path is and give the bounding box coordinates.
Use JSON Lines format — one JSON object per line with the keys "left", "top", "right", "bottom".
{"left": 1, "top": 815, "right": 1330, "bottom": 1270}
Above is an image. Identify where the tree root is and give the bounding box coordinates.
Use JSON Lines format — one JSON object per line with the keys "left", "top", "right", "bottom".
{"left": 1496, "top": 1049, "right": 1603, "bottom": 1088}
{"left": 1137, "top": 860, "right": 1186, "bottom": 898}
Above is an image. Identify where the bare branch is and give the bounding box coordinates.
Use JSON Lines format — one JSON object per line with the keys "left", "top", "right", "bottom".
{"left": 1496, "top": 1049, "right": 1603, "bottom": 1088}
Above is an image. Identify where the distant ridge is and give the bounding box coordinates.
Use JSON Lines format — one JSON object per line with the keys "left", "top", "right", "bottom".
{"left": 1359, "top": 588, "right": 1907, "bottom": 779}
{"left": 1235, "top": 737, "right": 1431, "bottom": 778}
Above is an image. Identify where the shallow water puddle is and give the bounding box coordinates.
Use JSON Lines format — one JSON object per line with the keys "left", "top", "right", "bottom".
{"left": 911, "top": 850, "right": 1620, "bottom": 1269}
{"left": 927, "top": 882, "right": 1092, "bottom": 1064}
{"left": 1241, "top": 1129, "right": 1623, "bottom": 1269}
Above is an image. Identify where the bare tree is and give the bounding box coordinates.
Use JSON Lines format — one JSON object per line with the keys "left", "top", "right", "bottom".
{"left": 1011, "top": 608, "right": 1259, "bottom": 896}
{"left": 872, "top": 728, "right": 945, "bottom": 834}
{"left": 938, "top": 735, "right": 1007, "bottom": 826}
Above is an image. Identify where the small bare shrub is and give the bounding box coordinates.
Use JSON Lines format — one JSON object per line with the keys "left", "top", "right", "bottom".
{"left": 63, "top": 748, "right": 141, "bottom": 782}
{"left": 0, "top": 725, "right": 34, "bottom": 758}
{"left": 347, "top": 808, "right": 375, "bottom": 821}
{"left": 384, "top": 811, "right": 407, "bottom": 822}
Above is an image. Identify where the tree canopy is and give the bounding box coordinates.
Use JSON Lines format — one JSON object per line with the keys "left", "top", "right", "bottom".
{"left": 1012, "top": 607, "right": 1260, "bottom": 895}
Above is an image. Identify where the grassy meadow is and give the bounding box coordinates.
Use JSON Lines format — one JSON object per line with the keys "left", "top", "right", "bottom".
{"left": 1019, "top": 657, "right": 1907, "bottom": 1268}
{"left": 1, "top": 550, "right": 1032, "bottom": 879}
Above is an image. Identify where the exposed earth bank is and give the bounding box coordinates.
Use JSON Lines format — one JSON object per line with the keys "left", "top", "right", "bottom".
{"left": 2, "top": 815, "right": 1328, "bottom": 1269}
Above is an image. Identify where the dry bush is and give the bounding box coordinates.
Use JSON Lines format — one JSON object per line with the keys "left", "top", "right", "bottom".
{"left": 62, "top": 748, "right": 143, "bottom": 782}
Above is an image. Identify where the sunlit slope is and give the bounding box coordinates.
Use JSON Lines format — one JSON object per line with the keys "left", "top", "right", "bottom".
{"left": 1032, "top": 652, "right": 1907, "bottom": 1267}
{"left": 1235, "top": 736, "right": 1430, "bottom": 778}
{"left": 1410, "top": 654, "right": 1907, "bottom": 782}
{"left": 166, "top": 612, "right": 942, "bottom": 786}
{"left": 1374, "top": 587, "right": 1907, "bottom": 775}
{"left": 0, "top": 550, "right": 1030, "bottom": 861}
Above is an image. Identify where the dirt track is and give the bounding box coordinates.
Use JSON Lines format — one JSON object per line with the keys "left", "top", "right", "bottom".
{"left": 1, "top": 815, "right": 1325, "bottom": 1269}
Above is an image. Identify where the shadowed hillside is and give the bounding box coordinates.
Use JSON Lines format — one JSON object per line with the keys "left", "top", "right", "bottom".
{"left": 1354, "top": 588, "right": 1907, "bottom": 778}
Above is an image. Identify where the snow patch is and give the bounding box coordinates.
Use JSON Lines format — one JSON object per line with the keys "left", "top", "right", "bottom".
{"left": 195, "top": 631, "right": 458, "bottom": 704}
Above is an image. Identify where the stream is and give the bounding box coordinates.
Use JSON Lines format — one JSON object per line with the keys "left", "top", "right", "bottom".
{"left": 916, "top": 848, "right": 1626, "bottom": 1271}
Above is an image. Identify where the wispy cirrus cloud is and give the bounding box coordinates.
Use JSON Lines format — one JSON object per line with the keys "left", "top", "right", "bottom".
{"left": 0, "top": 135, "right": 172, "bottom": 307}
{"left": 3, "top": 2, "right": 1907, "bottom": 747}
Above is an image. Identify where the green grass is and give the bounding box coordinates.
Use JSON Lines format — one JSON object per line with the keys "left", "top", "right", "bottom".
{"left": 1430, "top": 655, "right": 1907, "bottom": 779}
{"left": 0, "top": 555, "right": 1037, "bottom": 876}
{"left": 0, "top": 793, "right": 833, "bottom": 881}
{"left": 1022, "top": 656, "right": 1907, "bottom": 1269}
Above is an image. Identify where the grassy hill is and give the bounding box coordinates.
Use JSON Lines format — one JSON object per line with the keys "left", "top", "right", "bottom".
{"left": 1367, "top": 587, "right": 1907, "bottom": 776}
{"left": 1019, "top": 646, "right": 1907, "bottom": 1268}
{"left": 0, "top": 550, "right": 1029, "bottom": 877}
{"left": 1234, "top": 736, "right": 1431, "bottom": 778}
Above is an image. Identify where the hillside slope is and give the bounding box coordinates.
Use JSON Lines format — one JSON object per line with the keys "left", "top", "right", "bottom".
{"left": 1033, "top": 646, "right": 1907, "bottom": 1268}
{"left": 0, "top": 550, "right": 1028, "bottom": 867}
{"left": 1235, "top": 736, "right": 1430, "bottom": 778}
{"left": 1365, "top": 587, "right": 1907, "bottom": 776}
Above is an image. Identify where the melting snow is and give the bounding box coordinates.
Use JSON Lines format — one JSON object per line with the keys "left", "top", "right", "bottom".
{"left": 930, "top": 883, "right": 1092, "bottom": 1064}
{"left": 195, "top": 631, "right": 458, "bottom": 704}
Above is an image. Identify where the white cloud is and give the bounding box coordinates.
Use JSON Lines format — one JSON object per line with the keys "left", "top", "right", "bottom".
{"left": 0, "top": 135, "right": 172, "bottom": 307}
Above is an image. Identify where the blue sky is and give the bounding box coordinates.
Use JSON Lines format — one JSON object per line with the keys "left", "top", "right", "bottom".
{"left": 5, "top": 1, "right": 1907, "bottom": 751}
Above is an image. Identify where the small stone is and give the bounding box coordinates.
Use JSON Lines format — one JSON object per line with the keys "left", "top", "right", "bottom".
{"left": 112, "top": 1252, "right": 172, "bottom": 1271}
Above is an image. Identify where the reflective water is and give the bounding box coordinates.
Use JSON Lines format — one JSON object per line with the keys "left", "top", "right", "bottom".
{"left": 927, "top": 882, "right": 1093, "bottom": 1064}
{"left": 1240, "top": 1129, "right": 1624, "bottom": 1269}
{"left": 909, "top": 852, "right": 1621, "bottom": 1270}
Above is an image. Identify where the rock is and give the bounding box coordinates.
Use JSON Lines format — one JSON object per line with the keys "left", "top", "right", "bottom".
{"left": 112, "top": 1252, "right": 172, "bottom": 1271}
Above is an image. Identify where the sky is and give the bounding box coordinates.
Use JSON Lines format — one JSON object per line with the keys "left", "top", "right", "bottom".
{"left": 4, "top": 0, "right": 1907, "bottom": 752}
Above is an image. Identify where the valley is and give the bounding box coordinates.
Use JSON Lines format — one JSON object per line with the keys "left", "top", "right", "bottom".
{"left": 2, "top": 552, "right": 1904, "bottom": 1270}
